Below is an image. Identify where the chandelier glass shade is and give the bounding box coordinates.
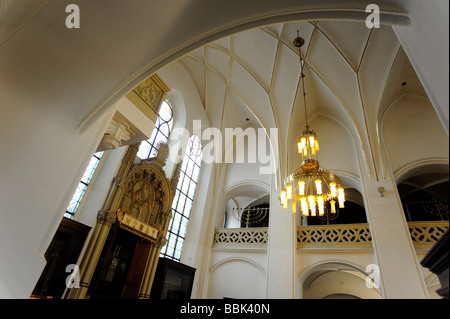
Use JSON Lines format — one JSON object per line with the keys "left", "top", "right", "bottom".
{"left": 280, "top": 33, "right": 345, "bottom": 216}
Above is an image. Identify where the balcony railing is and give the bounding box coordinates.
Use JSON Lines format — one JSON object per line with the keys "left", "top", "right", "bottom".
{"left": 211, "top": 221, "right": 449, "bottom": 250}
{"left": 297, "top": 223, "right": 372, "bottom": 249}
{"left": 296, "top": 221, "right": 449, "bottom": 249}
{"left": 408, "top": 221, "right": 449, "bottom": 248}
{"left": 213, "top": 227, "right": 268, "bottom": 248}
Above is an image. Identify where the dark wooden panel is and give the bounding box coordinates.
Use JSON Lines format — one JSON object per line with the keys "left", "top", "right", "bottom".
{"left": 122, "top": 240, "right": 152, "bottom": 299}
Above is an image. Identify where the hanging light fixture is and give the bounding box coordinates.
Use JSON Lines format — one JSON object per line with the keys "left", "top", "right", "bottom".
{"left": 280, "top": 32, "right": 345, "bottom": 217}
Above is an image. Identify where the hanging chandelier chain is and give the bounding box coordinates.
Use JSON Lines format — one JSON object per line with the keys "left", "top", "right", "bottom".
{"left": 296, "top": 30, "right": 309, "bottom": 127}
{"left": 280, "top": 32, "right": 346, "bottom": 218}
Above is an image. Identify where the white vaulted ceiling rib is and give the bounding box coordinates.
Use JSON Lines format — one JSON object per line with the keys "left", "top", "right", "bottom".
{"left": 176, "top": 20, "right": 425, "bottom": 180}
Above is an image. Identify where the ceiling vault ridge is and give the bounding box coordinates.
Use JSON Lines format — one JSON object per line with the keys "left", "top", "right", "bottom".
{"left": 184, "top": 53, "right": 205, "bottom": 65}
{"left": 375, "top": 44, "right": 403, "bottom": 120}
{"left": 374, "top": 44, "right": 402, "bottom": 179}
{"left": 231, "top": 54, "right": 270, "bottom": 93}
{"left": 260, "top": 26, "right": 282, "bottom": 41}
{"left": 268, "top": 36, "right": 282, "bottom": 93}
{"left": 207, "top": 43, "right": 229, "bottom": 55}
{"left": 313, "top": 23, "right": 358, "bottom": 73}
{"left": 291, "top": 111, "right": 360, "bottom": 150}
{"left": 357, "top": 28, "right": 374, "bottom": 73}
{"left": 288, "top": 111, "right": 364, "bottom": 179}
{"left": 79, "top": 5, "right": 411, "bottom": 135}
{"left": 379, "top": 92, "right": 431, "bottom": 128}
{"left": 356, "top": 73, "right": 379, "bottom": 181}
{"left": 301, "top": 59, "right": 361, "bottom": 134}
{"left": 218, "top": 47, "right": 234, "bottom": 134}
{"left": 176, "top": 18, "right": 429, "bottom": 186}
{"left": 377, "top": 44, "right": 402, "bottom": 97}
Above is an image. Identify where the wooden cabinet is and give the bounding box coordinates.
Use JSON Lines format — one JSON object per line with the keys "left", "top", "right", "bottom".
{"left": 150, "top": 257, "right": 196, "bottom": 299}
{"left": 89, "top": 226, "right": 149, "bottom": 299}
{"left": 31, "top": 218, "right": 91, "bottom": 299}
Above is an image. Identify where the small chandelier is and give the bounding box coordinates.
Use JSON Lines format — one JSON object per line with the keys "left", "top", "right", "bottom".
{"left": 280, "top": 32, "right": 345, "bottom": 216}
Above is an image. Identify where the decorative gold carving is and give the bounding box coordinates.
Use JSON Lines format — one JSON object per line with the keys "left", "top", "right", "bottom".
{"left": 117, "top": 208, "right": 159, "bottom": 242}
{"left": 96, "top": 210, "right": 117, "bottom": 226}
{"left": 125, "top": 74, "right": 170, "bottom": 122}
{"left": 154, "top": 143, "right": 169, "bottom": 167}
{"left": 117, "top": 146, "right": 177, "bottom": 244}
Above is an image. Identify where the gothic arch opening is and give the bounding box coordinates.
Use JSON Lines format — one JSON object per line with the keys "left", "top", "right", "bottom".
{"left": 396, "top": 163, "right": 449, "bottom": 222}
{"left": 300, "top": 262, "right": 382, "bottom": 299}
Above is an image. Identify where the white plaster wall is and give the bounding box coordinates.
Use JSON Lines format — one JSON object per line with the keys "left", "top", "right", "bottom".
{"left": 392, "top": 0, "right": 449, "bottom": 134}
{"left": 0, "top": 98, "right": 117, "bottom": 298}
{"left": 207, "top": 250, "right": 267, "bottom": 299}
{"left": 381, "top": 95, "right": 449, "bottom": 174}
{"left": 303, "top": 269, "right": 381, "bottom": 299}
{"left": 223, "top": 163, "right": 271, "bottom": 193}
{"left": 296, "top": 250, "right": 379, "bottom": 299}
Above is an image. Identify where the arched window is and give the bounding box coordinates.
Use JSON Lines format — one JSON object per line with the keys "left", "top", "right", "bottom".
{"left": 160, "top": 135, "right": 202, "bottom": 261}
{"left": 137, "top": 99, "right": 174, "bottom": 159}
{"left": 65, "top": 151, "right": 103, "bottom": 219}
{"left": 64, "top": 100, "right": 173, "bottom": 219}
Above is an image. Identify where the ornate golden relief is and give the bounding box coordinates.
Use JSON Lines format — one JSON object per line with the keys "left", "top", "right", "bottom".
{"left": 125, "top": 74, "right": 170, "bottom": 122}
{"left": 117, "top": 207, "right": 159, "bottom": 242}
{"left": 97, "top": 210, "right": 117, "bottom": 226}
{"left": 135, "top": 80, "right": 164, "bottom": 108}
{"left": 116, "top": 152, "right": 175, "bottom": 243}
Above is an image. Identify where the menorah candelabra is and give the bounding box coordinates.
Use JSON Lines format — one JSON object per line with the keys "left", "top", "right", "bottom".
{"left": 423, "top": 197, "right": 449, "bottom": 220}
{"left": 314, "top": 207, "right": 339, "bottom": 225}
{"left": 230, "top": 207, "right": 269, "bottom": 228}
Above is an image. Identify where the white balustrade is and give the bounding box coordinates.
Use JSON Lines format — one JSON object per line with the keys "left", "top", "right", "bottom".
{"left": 213, "top": 227, "right": 268, "bottom": 248}
{"left": 211, "top": 221, "right": 448, "bottom": 249}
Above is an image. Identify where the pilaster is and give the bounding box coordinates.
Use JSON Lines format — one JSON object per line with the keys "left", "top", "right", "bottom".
{"left": 361, "top": 165, "right": 429, "bottom": 298}
{"left": 265, "top": 175, "right": 296, "bottom": 298}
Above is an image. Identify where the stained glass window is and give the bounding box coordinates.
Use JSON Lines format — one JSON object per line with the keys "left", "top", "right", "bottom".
{"left": 137, "top": 100, "right": 174, "bottom": 159}
{"left": 65, "top": 151, "right": 103, "bottom": 219}
{"left": 160, "top": 135, "right": 202, "bottom": 261}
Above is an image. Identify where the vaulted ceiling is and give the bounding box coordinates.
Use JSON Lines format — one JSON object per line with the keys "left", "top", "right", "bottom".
{"left": 173, "top": 20, "right": 428, "bottom": 179}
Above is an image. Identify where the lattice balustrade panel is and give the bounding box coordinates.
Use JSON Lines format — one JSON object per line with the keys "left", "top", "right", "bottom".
{"left": 408, "top": 221, "right": 449, "bottom": 244}
{"left": 213, "top": 228, "right": 268, "bottom": 246}
{"left": 297, "top": 224, "right": 372, "bottom": 248}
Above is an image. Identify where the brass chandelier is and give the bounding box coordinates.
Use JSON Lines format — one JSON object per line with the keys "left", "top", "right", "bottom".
{"left": 280, "top": 33, "right": 345, "bottom": 216}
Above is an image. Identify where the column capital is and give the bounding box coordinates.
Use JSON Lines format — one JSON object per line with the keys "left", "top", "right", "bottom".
{"left": 96, "top": 210, "right": 116, "bottom": 226}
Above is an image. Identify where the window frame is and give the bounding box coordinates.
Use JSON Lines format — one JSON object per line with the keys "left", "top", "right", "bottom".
{"left": 160, "top": 135, "right": 202, "bottom": 261}
{"left": 137, "top": 99, "right": 174, "bottom": 160}
{"left": 64, "top": 151, "right": 104, "bottom": 219}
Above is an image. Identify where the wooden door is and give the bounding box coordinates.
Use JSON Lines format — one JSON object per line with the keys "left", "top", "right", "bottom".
{"left": 121, "top": 239, "right": 152, "bottom": 298}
